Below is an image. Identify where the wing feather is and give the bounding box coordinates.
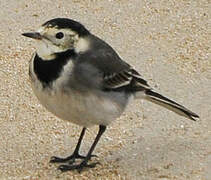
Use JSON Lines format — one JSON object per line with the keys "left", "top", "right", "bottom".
{"left": 103, "top": 67, "right": 151, "bottom": 91}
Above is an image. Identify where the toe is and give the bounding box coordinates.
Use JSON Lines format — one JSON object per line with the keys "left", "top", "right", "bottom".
{"left": 50, "top": 156, "right": 61, "bottom": 163}
{"left": 58, "top": 164, "right": 76, "bottom": 172}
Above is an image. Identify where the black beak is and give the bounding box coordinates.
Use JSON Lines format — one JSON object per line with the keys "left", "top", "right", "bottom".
{"left": 22, "top": 32, "right": 42, "bottom": 40}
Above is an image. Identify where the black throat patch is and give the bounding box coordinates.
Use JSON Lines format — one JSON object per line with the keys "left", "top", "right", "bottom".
{"left": 33, "top": 49, "right": 76, "bottom": 87}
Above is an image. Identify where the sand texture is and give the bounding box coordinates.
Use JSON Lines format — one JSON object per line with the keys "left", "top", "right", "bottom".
{"left": 0, "top": 0, "right": 210, "bottom": 179}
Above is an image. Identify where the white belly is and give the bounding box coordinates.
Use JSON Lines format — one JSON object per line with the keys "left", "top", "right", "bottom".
{"left": 29, "top": 56, "right": 128, "bottom": 127}
{"left": 31, "top": 81, "right": 124, "bottom": 127}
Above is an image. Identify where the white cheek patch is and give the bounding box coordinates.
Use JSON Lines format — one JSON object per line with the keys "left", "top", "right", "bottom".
{"left": 35, "top": 27, "right": 89, "bottom": 59}
{"left": 36, "top": 40, "right": 56, "bottom": 60}
{"left": 36, "top": 39, "right": 67, "bottom": 60}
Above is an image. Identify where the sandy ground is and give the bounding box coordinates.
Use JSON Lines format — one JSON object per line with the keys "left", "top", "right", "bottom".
{"left": 0, "top": 0, "right": 210, "bottom": 179}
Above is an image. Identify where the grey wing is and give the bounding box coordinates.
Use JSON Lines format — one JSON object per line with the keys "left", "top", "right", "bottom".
{"left": 86, "top": 50, "right": 151, "bottom": 92}
{"left": 74, "top": 35, "right": 151, "bottom": 92}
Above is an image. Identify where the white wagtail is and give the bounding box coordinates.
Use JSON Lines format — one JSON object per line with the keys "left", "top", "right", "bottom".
{"left": 22, "top": 18, "right": 199, "bottom": 172}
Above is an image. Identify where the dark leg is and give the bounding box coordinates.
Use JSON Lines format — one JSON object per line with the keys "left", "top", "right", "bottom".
{"left": 58, "top": 125, "right": 106, "bottom": 173}
{"left": 50, "top": 127, "right": 87, "bottom": 164}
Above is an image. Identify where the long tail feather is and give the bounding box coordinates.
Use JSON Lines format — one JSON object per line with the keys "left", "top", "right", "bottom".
{"left": 145, "top": 90, "right": 199, "bottom": 121}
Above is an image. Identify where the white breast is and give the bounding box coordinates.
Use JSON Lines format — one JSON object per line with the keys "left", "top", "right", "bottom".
{"left": 29, "top": 59, "right": 125, "bottom": 127}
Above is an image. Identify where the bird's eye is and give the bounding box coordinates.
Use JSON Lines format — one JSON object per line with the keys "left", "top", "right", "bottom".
{"left": 55, "top": 32, "right": 64, "bottom": 39}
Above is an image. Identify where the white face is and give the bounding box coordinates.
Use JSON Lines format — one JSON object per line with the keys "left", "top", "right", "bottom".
{"left": 34, "top": 27, "right": 89, "bottom": 60}
{"left": 35, "top": 26, "right": 79, "bottom": 60}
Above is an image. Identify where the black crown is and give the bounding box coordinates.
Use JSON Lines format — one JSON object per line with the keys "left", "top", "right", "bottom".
{"left": 42, "top": 18, "right": 90, "bottom": 37}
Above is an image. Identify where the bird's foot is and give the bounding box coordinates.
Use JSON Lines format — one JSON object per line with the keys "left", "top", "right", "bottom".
{"left": 50, "top": 153, "right": 97, "bottom": 165}
{"left": 58, "top": 160, "right": 100, "bottom": 173}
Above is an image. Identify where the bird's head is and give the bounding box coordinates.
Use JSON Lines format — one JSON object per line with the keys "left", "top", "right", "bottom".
{"left": 22, "top": 18, "right": 90, "bottom": 60}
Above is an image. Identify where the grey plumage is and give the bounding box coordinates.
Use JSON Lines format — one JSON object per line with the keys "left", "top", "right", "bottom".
{"left": 22, "top": 18, "right": 199, "bottom": 172}
{"left": 70, "top": 34, "right": 199, "bottom": 121}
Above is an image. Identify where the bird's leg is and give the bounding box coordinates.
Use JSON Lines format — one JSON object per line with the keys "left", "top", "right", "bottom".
{"left": 58, "top": 125, "right": 106, "bottom": 173}
{"left": 50, "top": 127, "right": 89, "bottom": 164}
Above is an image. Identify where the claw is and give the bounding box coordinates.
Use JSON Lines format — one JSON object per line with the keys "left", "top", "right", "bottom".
{"left": 50, "top": 155, "right": 74, "bottom": 163}
{"left": 59, "top": 164, "right": 75, "bottom": 172}
{"left": 50, "top": 156, "right": 64, "bottom": 163}
{"left": 77, "top": 162, "right": 99, "bottom": 173}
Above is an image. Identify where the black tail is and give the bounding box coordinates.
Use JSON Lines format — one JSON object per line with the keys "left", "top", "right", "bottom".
{"left": 145, "top": 90, "right": 199, "bottom": 121}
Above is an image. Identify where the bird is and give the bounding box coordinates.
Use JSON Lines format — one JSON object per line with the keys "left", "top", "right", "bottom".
{"left": 22, "top": 18, "right": 199, "bottom": 172}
